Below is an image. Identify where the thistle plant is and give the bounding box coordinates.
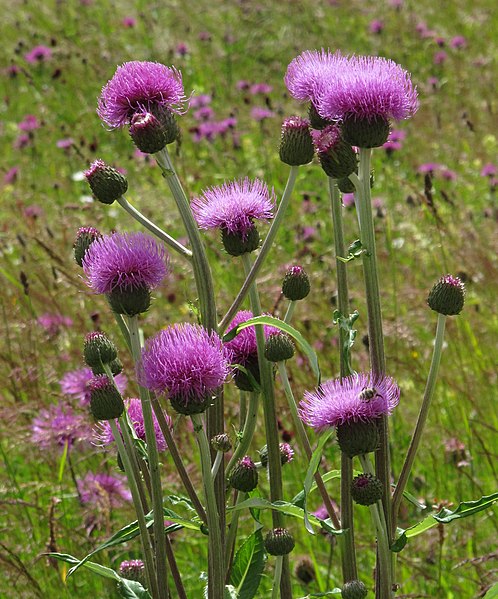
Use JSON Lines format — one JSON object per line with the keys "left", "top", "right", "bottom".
{"left": 45, "top": 49, "right": 496, "bottom": 599}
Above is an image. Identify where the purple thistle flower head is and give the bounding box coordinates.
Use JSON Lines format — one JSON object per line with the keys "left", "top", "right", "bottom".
{"left": 82, "top": 231, "right": 169, "bottom": 294}
{"left": 481, "top": 163, "right": 497, "bottom": 178}
{"left": 224, "top": 310, "right": 280, "bottom": 366}
{"left": 191, "top": 178, "right": 275, "bottom": 240}
{"left": 60, "top": 366, "right": 127, "bottom": 406}
{"left": 450, "top": 36, "right": 467, "bottom": 49}
{"left": 97, "top": 61, "right": 188, "bottom": 128}
{"left": 31, "top": 404, "right": 91, "bottom": 450}
{"left": 300, "top": 372, "right": 400, "bottom": 433}
{"left": 284, "top": 49, "right": 347, "bottom": 105}
{"left": 77, "top": 471, "right": 132, "bottom": 507}
{"left": 138, "top": 323, "right": 232, "bottom": 415}
{"left": 316, "top": 54, "right": 418, "bottom": 124}
{"left": 24, "top": 45, "right": 52, "bottom": 64}
{"left": 95, "top": 398, "right": 171, "bottom": 451}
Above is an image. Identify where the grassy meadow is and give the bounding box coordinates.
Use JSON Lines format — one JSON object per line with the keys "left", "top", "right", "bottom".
{"left": 1, "top": 0, "right": 497, "bottom": 597}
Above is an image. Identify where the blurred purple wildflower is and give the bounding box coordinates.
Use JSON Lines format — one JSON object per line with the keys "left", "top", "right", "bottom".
{"left": 121, "top": 16, "right": 136, "bottom": 27}
{"left": 434, "top": 51, "right": 447, "bottom": 65}
{"left": 78, "top": 472, "right": 132, "bottom": 507}
{"left": 250, "top": 83, "right": 273, "bottom": 95}
{"left": 440, "top": 168, "right": 457, "bottom": 181}
{"left": 342, "top": 193, "right": 355, "bottom": 207}
{"left": 192, "top": 178, "right": 275, "bottom": 239}
{"left": 417, "top": 162, "right": 442, "bottom": 175}
{"left": 190, "top": 94, "right": 212, "bottom": 108}
{"left": 316, "top": 55, "right": 418, "bottom": 123}
{"left": 18, "top": 115, "right": 40, "bottom": 132}
{"left": 14, "top": 133, "right": 31, "bottom": 150}
{"left": 97, "top": 61, "right": 187, "bottom": 128}
{"left": 4, "top": 167, "right": 19, "bottom": 184}
{"left": 481, "top": 163, "right": 496, "bottom": 177}
{"left": 82, "top": 231, "right": 169, "bottom": 294}
{"left": 450, "top": 36, "right": 467, "bottom": 49}
{"left": 176, "top": 42, "right": 189, "bottom": 56}
{"left": 369, "top": 20, "right": 384, "bottom": 34}
{"left": 31, "top": 404, "right": 91, "bottom": 450}
{"left": 250, "top": 107, "right": 275, "bottom": 121}
{"left": 236, "top": 80, "right": 251, "bottom": 91}
{"left": 300, "top": 372, "right": 400, "bottom": 433}
{"left": 60, "top": 366, "right": 127, "bottom": 406}
{"left": 138, "top": 323, "right": 231, "bottom": 405}
{"left": 24, "top": 45, "right": 52, "bottom": 64}
{"left": 37, "top": 313, "right": 73, "bottom": 336}
{"left": 193, "top": 106, "right": 214, "bottom": 121}
{"left": 56, "top": 138, "right": 74, "bottom": 149}
{"left": 95, "top": 397, "right": 171, "bottom": 451}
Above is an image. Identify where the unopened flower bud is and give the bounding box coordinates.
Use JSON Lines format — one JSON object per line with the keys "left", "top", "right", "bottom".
{"left": 336, "top": 420, "right": 379, "bottom": 458}
{"left": 259, "top": 442, "right": 294, "bottom": 467}
{"left": 314, "top": 125, "right": 357, "bottom": 179}
{"left": 211, "top": 433, "right": 232, "bottom": 453}
{"left": 342, "top": 115, "right": 390, "bottom": 148}
{"left": 279, "top": 116, "right": 314, "bottom": 166}
{"left": 337, "top": 176, "right": 357, "bottom": 194}
{"left": 107, "top": 284, "right": 151, "bottom": 316}
{"left": 427, "top": 275, "right": 465, "bottom": 316}
{"left": 341, "top": 579, "right": 368, "bottom": 599}
{"left": 222, "top": 226, "right": 260, "bottom": 257}
{"left": 89, "top": 374, "right": 125, "bottom": 420}
{"left": 129, "top": 112, "right": 168, "bottom": 154}
{"left": 228, "top": 456, "right": 258, "bottom": 492}
{"left": 264, "top": 527, "right": 295, "bottom": 556}
{"left": 233, "top": 356, "right": 261, "bottom": 392}
{"left": 282, "top": 265, "right": 310, "bottom": 301}
{"left": 119, "top": 559, "right": 146, "bottom": 585}
{"left": 264, "top": 332, "right": 295, "bottom": 362}
{"left": 74, "top": 227, "right": 101, "bottom": 267}
{"left": 351, "top": 473, "right": 383, "bottom": 506}
{"left": 84, "top": 159, "right": 128, "bottom": 204}
{"left": 84, "top": 331, "right": 118, "bottom": 369}
{"left": 295, "top": 557, "right": 315, "bottom": 584}
{"left": 90, "top": 356, "right": 123, "bottom": 376}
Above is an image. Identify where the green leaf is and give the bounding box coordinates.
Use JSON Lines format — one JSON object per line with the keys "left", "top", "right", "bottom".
{"left": 57, "top": 440, "right": 69, "bottom": 483}
{"left": 227, "top": 497, "right": 342, "bottom": 536}
{"left": 224, "top": 585, "right": 239, "bottom": 599}
{"left": 392, "top": 492, "right": 498, "bottom": 552}
{"left": 483, "top": 582, "right": 498, "bottom": 598}
{"left": 230, "top": 529, "right": 266, "bottom": 599}
{"left": 336, "top": 239, "right": 364, "bottom": 263}
{"left": 222, "top": 315, "right": 320, "bottom": 384}
{"left": 117, "top": 579, "right": 152, "bottom": 599}
{"left": 302, "top": 430, "right": 334, "bottom": 534}
{"left": 47, "top": 553, "right": 119, "bottom": 581}
{"left": 292, "top": 470, "right": 342, "bottom": 507}
{"left": 332, "top": 310, "right": 358, "bottom": 376}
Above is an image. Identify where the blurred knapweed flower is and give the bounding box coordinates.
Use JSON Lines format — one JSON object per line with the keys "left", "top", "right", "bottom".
{"left": 224, "top": 310, "right": 279, "bottom": 391}
{"left": 139, "top": 323, "right": 232, "bottom": 415}
{"left": 300, "top": 372, "right": 400, "bottom": 457}
{"left": 24, "top": 45, "right": 52, "bottom": 64}
{"left": 37, "top": 313, "right": 73, "bottom": 336}
{"left": 192, "top": 178, "right": 275, "bottom": 256}
{"left": 97, "top": 61, "right": 187, "bottom": 129}
{"left": 77, "top": 471, "right": 132, "bottom": 507}
{"left": 82, "top": 231, "right": 169, "bottom": 316}
{"left": 60, "top": 366, "right": 127, "bottom": 406}
{"left": 96, "top": 398, "right": 171, "bottom": 451}
{"left": 31, "top": 404, "right": 91, "bottom": 450}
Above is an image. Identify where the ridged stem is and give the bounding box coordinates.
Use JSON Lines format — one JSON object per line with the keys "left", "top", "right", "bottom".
{"left": 225, "top": 391, "right": 260, "bottom": 477}
{"left": 127, "top": 316, "right": 168, "bottom": 599}
{"left": 191, "top": 413, "right": 224, "bottom": 599}
{"left": 241, "top": 252, "right": 292, "bottom": 598}
{"left": 219, "top": 166, "right": 299, "bottom": 332}
{"left": 392, "top": 313, "right": 447, "bottom": 528}
{"left": 272, "top": 556, "right": 284, "bottom": 599}
{"left": 328, "top": 177, "right": 357, "bottom": 582}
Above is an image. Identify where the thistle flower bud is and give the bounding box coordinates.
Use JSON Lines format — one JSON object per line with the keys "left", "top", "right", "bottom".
{"left": 221, "top": 226, "right": 260, "bottom": 256}
{"left": 211, "top": 433, "right": 232, "bottom": 453}
{"left": 282, "top": 265, "right": 310, "bottom": 301}
{"left": 337, "top": 176, "right": 357, "bottom": 194}
{"left": 90, "top": 357, "right": 123, "bottom": 376}
{"left": 336, "top": 420, "right": 379, "bottom": 458}
{"left": 129, "top": 112, "right": 168, "bottom": 154}
{"left": 169, "top": 392, "right": 212, "bottom": 416}
{"left": 84, "top": 159, "right": 128, "bottom": 205}
{"left": 89, "top": 374, "right": 125, "bottom": 420}
{"left": 119, "top": 559, "right": 146, "bottom": 585}
{"left": 264, "top": 332, "right": 295, "bottom": 362}
{"left": 342, "top": 115, "right": 390, "bottom": 149}
{"left": 107, "top": 284, "right": 151, "bottom": 317}
{"left": 351, "top": 473, "right": 383, "bottom": 506}
{"left": 279, "top": 116, "right": 314, "bottom": 166}
{"left": 83, "top": 331, "right": 118, "bottom": 369}
{"left": 73, "top": 227, "right": 101, "bottom": 267}
{"left": 228, "top": 456, "right": 258, "bottom": 492}
{"left": 264, "top": 527, "right": 295, "bottom": 556}
{"left": 295, "top": 557, "right": 315, "bottom": 584}
{"left": 233, "top": 356, "right": 261, "bottom": 392}
{"left": 259, "top": 442, "right": 294, "bottom": 467}
{"left": 427, "top": 275, "right": 465, "bottom": 316}
{"left": 314, "top": 125, "right": 357, "bottom": 179}
{"left": 341, "top": 580, "right": 368, "bottom": 599}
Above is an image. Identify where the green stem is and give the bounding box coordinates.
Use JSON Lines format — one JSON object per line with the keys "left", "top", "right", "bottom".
{"left": 272, "top": 556, "right": 284, "bottom": 599}
{"left": 360, "top": 454, "right": 393, "bottom": 599}
{"left": 241, "top": 253, "right": 292, "bottom": 598}
{"left": 211, "top": 451, "right": 223, "bottom": 479}
{"left": 114, "top": 313, "right": 131, "bottom": 352}
{"left": 117, "top": 195, "right": 192, "bottom": 260}
{"left": 224, "top": 490, "right": 245, "bottom": 581}
{"left": 191, "top": 413, "right": 224, "bottom": 599}
{"left": 127, "top": 316, "right": 168, "bottom": 599}
{"left": 226, "top": 392, "right": 260, "bottom": 477}
{"left": 109, "top": 419, "right": 157, "bottom": 597}
{"left": 392, "top": 313, "right": 447, "bottom": 528}
{"left": 277, "top": 361, "right": 341, "bottom": 530}
{"left": 165, "top": 534, "right": 188, "bottom": 599}
{"left": 328, "top": 177, "right": 357, "bottom": 582}
{"left": 283, "top": 301, "right": 296, "bottom": 324}
{"left": 219, "top": 166, "right": 299, "bottom": 332}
